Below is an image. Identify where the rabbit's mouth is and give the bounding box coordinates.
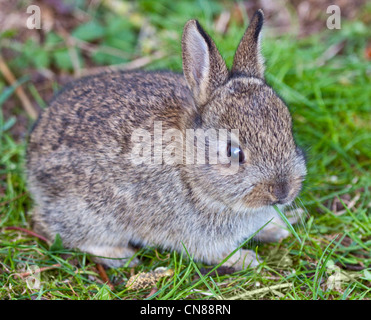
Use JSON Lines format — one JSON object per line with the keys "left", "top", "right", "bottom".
{"left": 230, "top": 200, "right": 288, "bottom": 215}
{"left": 241, "top": 180, "right": 302, "bottom": 209}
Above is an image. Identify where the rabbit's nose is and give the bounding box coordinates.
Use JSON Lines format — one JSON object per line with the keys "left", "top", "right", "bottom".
{"left": 269, "top": 182, "right": 290, "bottom": 204}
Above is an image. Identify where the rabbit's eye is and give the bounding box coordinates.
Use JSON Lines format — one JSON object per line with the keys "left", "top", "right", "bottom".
{"left": 227, "top": 142, "right": 245, "bottom": 163}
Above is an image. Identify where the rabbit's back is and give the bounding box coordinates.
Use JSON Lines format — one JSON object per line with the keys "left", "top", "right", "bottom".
{"left": 27, "top": 71, "right": 191, "bottom": 159}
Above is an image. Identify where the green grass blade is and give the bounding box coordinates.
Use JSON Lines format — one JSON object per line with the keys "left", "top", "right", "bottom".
{"left": 273, "top": 205, "right": 302, "bottom": 244}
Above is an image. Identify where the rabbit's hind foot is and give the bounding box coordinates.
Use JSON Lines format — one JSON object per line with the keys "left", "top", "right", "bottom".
{"left": 80, "top": 244, "right": 140, "bottom": 268}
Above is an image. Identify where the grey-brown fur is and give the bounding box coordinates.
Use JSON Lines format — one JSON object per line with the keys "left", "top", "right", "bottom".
{"left": 26, "top": 10, "right": 306, "bottom": 269}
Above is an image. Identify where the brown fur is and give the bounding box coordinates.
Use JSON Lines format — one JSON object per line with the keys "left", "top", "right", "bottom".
{"left": 26, "top": 10, "right": 306, "bottom": 269}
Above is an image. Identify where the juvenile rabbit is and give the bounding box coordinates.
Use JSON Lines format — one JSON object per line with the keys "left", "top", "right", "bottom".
{"left": 26, "top": 10, "right": 306, "bottom": 270}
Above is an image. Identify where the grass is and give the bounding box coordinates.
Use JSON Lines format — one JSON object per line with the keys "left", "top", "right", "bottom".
{"left": 0, "top": 0, "right": 370, "bottom": 300}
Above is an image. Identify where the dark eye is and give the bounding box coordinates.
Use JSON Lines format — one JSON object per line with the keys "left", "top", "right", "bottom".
{"left": 227, "top": 141, "right": 245, "bottom": 163}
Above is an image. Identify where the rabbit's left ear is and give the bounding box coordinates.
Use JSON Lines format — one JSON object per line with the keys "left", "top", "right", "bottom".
{"left": 232, "top": 10, "right": 265, "bottom": 79}
{"left": 182, "top": 20, "right": 229, "bottom": 107}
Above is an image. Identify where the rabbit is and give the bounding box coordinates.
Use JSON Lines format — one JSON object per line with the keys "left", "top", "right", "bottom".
{"left": 26, "top": 10, "right": 307, "bottom": 270}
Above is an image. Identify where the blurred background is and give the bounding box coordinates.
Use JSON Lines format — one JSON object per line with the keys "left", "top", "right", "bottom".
{"left": 0, "top": 0, "right": 370, "bottom": 139}
{"left": 0, "top": 0, "right": 370, "bottom": 299}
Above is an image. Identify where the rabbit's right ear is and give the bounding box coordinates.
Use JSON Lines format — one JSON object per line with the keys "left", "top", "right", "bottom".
{"left": 182, "top": 20, "right": 229, "bottom": 107}
{"left": 231, "top": 10, "right": 265, "bottom": 78}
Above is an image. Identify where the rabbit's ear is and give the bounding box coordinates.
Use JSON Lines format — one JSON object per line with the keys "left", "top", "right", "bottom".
{"left": 232, "top": 10, "right": 265, "bottom": 79}
{"left": 182, "top": 20, "right": 229, "bottom": 106}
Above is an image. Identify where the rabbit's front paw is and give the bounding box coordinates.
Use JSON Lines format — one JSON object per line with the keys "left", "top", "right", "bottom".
{"left": 254, "top": 207, "right": 305, "bottom": 243}
{"left": 255, "top": 225, "right": 290, "bottom": 243}
{"left": 221, "top": 249, "right": 260, "bottom": 270}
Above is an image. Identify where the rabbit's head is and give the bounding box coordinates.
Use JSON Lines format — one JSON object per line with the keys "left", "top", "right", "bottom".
{"left": 181, "top": 10, "right": 306, "bottom": 211}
